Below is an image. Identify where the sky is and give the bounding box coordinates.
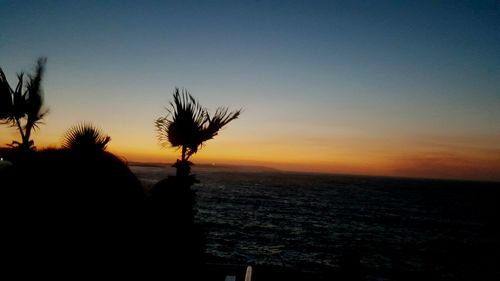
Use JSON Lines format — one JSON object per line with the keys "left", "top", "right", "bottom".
{"left": 1, "top": 0, "right": 499, "bottom": 181}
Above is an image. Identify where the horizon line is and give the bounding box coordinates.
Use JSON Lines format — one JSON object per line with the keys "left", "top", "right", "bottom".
{"left": 127, "top": 160, "right": 500, "bottom": 184}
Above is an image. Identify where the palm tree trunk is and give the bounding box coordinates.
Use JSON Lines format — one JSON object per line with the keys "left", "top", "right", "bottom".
{"left": 24, "top": 123, "right": 32, "bottom": 146}
{"left": 181, "top": 145, "right": 187, "bottom": 162}
{"left": 15, "top": 117, "right": 25, "bottom": 143}
{"left": 175, "top": 145, "right": 191, "bottom": 178}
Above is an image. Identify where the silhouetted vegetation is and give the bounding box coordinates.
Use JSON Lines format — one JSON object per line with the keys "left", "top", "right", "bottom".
{"left": 62, "top": 122, "right": 111, "bottom": 151}
{"left": 148, "top": 88, "right": 241, "bottom": 277}
{"left": 1, "top": 59, "right": 252, "bottom": 278}
{"left": 155, "top": 87, "right": 240, "bottom": 175}
{"left": 3, "top": 124, "right": 148, "bottom": 278}
{"left": 0, "top": 58, "right": 48, "bottom": 150}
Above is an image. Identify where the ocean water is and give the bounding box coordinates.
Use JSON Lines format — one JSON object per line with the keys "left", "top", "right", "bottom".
{"left": 130, "top": 165, "right": 499, "bottom": 279}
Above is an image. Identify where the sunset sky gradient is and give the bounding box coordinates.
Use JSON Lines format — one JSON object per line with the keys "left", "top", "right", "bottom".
{"left": 1, "top": 0, "right": 499, "bottom": 181}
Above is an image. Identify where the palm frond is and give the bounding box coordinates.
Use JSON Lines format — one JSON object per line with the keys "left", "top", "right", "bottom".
{"left": 0, "top": 69, "right": 25, "bottom": 123}
{"left": 155, "top": 115, "right": 171, "bottom": 148}
{"left": 156, "top": 87, "right": 241, "bottom": 161}
{"left": 156, "top": 88, "right": 208, "bottom": 150}
{"left": 25, "top": 58, "right": 47, "bottom": 122}
{"left": 62, "top": 122, "right": 111, "bottom": 152}
{"left": 28, "top": 109, "right": 49, "bottom": 132}
{"left": 185, "top": 107, "right": 241, "bottom": 159}
{"left": 202, "top": 107, "right": 241, "bottom": 142}
{"left": 0, "top": 68, "right": 13, "bottom": 119}
{"left": 11, "top": 73, "right": 26, "bottom": 120}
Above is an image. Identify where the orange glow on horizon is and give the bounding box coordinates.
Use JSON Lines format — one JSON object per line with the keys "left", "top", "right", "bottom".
{"left": 103, "top": 138, "right": 500, "bottom": 182}
{"left": 1, "top": 123, "right": 499, "bottom": 182}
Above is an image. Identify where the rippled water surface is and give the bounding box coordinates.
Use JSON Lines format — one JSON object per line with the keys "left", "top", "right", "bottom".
{"left": 131, "top": 166, "right": 499, "bottom": 279}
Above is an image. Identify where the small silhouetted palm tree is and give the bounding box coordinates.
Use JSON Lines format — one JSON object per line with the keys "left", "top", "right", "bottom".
{"left": 0, "top": 58, "right": 48, "bottom": 150}
{"left": 62, "top": 122, "right": 111, "bottom": 152}
{"left": 155, "top": 88, "right": 240, "bottom": 176}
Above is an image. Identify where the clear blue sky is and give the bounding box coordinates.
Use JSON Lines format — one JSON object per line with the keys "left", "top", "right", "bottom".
{"left": 1, "top": 0, "right": 499, "bottom": 180}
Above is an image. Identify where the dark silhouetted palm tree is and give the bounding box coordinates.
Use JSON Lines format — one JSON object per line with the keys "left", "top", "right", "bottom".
{"left": 155, "top": 88, "right": 240, "bottom": 176}
{"left": 152, "top": 88, "right": 240, "bottom": 266}
{"left": 0, "top": 58, "right": 48, "bottom": 150}
{"left": 62, "top": 122, "right": 111, "bottom": 152}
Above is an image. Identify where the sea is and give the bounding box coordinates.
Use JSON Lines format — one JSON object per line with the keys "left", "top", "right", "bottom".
{"left": 130, "top": 165, "right": 499, "bottom": 280}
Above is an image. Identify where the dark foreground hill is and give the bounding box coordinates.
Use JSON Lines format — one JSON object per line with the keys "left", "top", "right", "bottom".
{"left": 1, "top": 148, "right": 205, "bottom": 279}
